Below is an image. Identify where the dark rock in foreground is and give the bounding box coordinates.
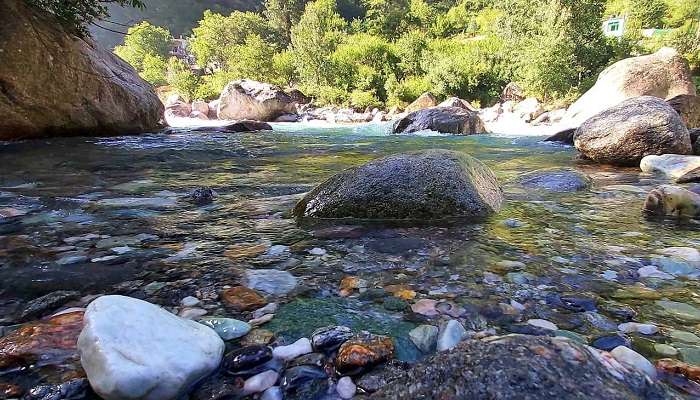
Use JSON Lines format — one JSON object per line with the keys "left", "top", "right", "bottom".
{"left": 370, "top": 335, "right": 675, "bottom": 400}
{"left": 574, "top": 96, "right": 691, "bottom": 166}
{"left": 545, "top": 128, "right": 576, "bottom": 145}
{"left": 393, "top": 107, "right": 486, "bottom": 135}
{"left": 293, "top": 150, "right": 503, "bottom": 221}
{"left": 0, "top": 0, "right": 163, "bottom": 140}
{"left": 164, "top": 121, "right": 273, "bottom": 135}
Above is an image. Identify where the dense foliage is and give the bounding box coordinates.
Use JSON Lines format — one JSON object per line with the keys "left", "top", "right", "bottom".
{"left": 107, "top": 0, "right": 698, "bottom": 108}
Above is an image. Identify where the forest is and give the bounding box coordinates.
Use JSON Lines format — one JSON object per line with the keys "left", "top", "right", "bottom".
{"left": 48, "top": 0, "right": 700, "bottom": 109}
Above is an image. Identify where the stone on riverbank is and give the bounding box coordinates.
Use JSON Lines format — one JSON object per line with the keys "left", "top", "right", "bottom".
{"left": 574, "top": 96, "right": 691, "bottom": 166}
{"left": 405, "top": 92, "right": 438, "bottom": 113}
{"left": 77, "top": 296, "right": 224, "bottom": 400}
{"left": 516, "top": 169, "right": 591, "bottom": 193}
{"left": 667, "top": 94, "right": 700, "bottom": 128}
{"left": 293, "top": 150, "right": 503, "bottom": 221}
{"left": 641, "top": 155, "right": 700, "bottom": 181}
{"left": 369, "top": 335, "right": 673, "bottom": 399}
{"left": 643, "top": 185, "right": 700, "bottom": 218}
{"left": 0, "top": 0, "right": 163, "bottom": 140}
{"left": 392, "top": 107, "right": 486, "bottom": 135}
{"left": 560, "top": 48, "right": 696, "bottom": 130}
{"left": 217, "top": 80, "right": 296, "bottom": 121}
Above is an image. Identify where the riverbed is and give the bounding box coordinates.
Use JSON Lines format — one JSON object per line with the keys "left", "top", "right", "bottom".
{"left": 1, "top": 122, "right": 699, "bottom": 395}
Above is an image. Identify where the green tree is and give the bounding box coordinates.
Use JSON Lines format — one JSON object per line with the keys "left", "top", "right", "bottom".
{"left": 226, "top": 34, "right": 278, "bottom": 83}
{"left": 264, "top": 0, "right": 309, "bottom": 46}
{"left": 291, "top": 0, "right": 347, "bottom": 94}
{"left": 26, "top": 0, "right": 144, "bottom": 35}
{"left": 140, "top": 54, "right": 168, "bottom": 85}
{"left": 190, "top": 10, "right": 274, "bottom": 68}
{"left": 114, "top": 21, "right": 172, "bottom": 71}
{"left": 166, "top": 57, "right": 200, "bottom": 101}
{"left": 629, "top": 0, "right": 668, "bottom": 29}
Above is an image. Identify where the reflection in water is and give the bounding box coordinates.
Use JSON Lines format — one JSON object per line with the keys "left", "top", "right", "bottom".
{"left": 0, "top": 123, "right": 699, "bottom": 386}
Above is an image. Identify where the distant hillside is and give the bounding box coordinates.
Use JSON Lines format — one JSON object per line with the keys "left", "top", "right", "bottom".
{"left": 90, "top": 0, "right": 263, "bottom": 49}
{"left": 91, "top": 0, "right": 366, "bottom": 50}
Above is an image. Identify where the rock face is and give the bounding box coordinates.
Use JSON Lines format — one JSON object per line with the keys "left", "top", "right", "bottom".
{"left": 369, "top": 335, "right": 673, "bottom": 400}
{"left": 293, "top": 150, "right": 503, "bottom": 221}
{"left": 405, "top": 92, "right": 439, "bottom": 114}
{"left": 667, "top": 95, "right": 700, "bottom": 128}
{"left": 574, "top": 96, "right": 691, "bottom": 166}
{"left": 561, "top": 48, "right": 696, "bottom": 129}
{"left": 217, "top": 80, "right": 296, "bottom": 121}
{"left": 0, "top": 0, "right": 163, "bottom": 140}
{"left": 644, "top": 185, "right": 700, "bottom": 218}
{"left": 392, "top": 107, "right": 486, "bottom": 135}
{"left": 77, "top": 296, "right": 224, "bottom": 400}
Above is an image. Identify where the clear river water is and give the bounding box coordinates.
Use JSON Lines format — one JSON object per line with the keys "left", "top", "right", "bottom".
{"left": 1, "top": 122, "right": 700, "bottom": 395}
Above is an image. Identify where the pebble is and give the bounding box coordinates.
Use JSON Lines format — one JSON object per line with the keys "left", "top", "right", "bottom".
{"left": 336, "top": 376, "right": 356, "bottom": 399}
{"left": 91, "top": 255, "right": 120, "bottom": 263}
{"left": 143, "top": 281, "right": 165, "bottom": 295}
{"left": 244, "top": 370, "right": 279, "bottom": 394}
{"left": 411, "top": 299, "right": 439, "bottom": 317}
{"left": 679, "top": 347, "right": 700, "bottom": 365}
{"left": 638, "top": 265, "right": 674, "bottom": 280}
{"left": 437, "top": 320, "right": 468, "bottom": 352}
{"left": 592, "top": 334, "right": 630, "bottom": 351}
{"left": 618, "top": 322, "right": 658, "bottom": 335}
{"left": 179, "top": 308, "right": 207, "bottom": 320}
{"left": 654, "top": 344, "right": 679, "bottom": 356}
{"left": 225, "top": 345, "right": 273, "bottom": 371}
{"left": 199, "top": 318, "right": 252, "bottom": 341}
{"left": 56, "top": 255, "right": 88, "bottom": 265}
{"left": 281, "top": 365, "right": 327, "bottom": 391}
{"left": 110, "top": 246, "right": 133, "bottom": 255}
{"left": 336, "top": 332, "right": 395, "bottom": 374}
{"left": 222, "top": 286, "right": 267, "bottom": 312}
{"left": 656, "top": 358, "right": 700, "bottom": 384}
{"left": 656, "top": 301, "right": 700, "bottom": 323}
{"left": 527, "top": 319, "right": 558, "bottom": 331}
{"left": 249, "top": 314, "right": 275, "bottom": 326}
{"left": 253, "top": 303, "right": 279, "bottom": 319}
{"left": 311, "top": 325, "right": 353, "bottom": 352}
{"left": 409, "top": 325, "right": 439, "bottom": 353}
{"left": 309, "top": 248, "right": 327, "bottom": 256}
{"left": 181, "top": 296, "right": 200, "bottom": 307}
{"left": 670, "top": 330, "right": 700, "bottom": 344}
{"left": 273, "top": 338, "right": 313, "bottom": 361}
{"left": 610, "top": 346, "right": 657, "bottom": 379}
{"left": 241, "top": 329, "right": 275, "bottom": 347}
{"left": 245, "top": 269, "right": 298, "bottom": 296}
{"left": 261, "top": 386, "right": 283, "bottom": 400}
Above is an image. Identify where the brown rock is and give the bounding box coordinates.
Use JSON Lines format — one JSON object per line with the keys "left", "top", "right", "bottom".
{"left": 0, "top": 311, "right": 83, "bottom": 369}
{"left": 0, "top": 0, "right": 163, "bottom": 140}
{"left": 221, "top": 287, "right": 266, "bottom": 312}
{"left": 217, "top": 80, "right": 296, "bottom": 121}
{"left": 240, "top": 329, "right": 275, "bottom": 347}
{"left": 405, "top": 92, "right": 438, "bottom": 114}
{"left": 0, "top": 382, "right": 23, "bottom": 398}
{"left": 224, "top": 243, "right": 269, "bottom": 260}
{"left": 656, "top": 358, "right": 700, "bottom": 383}
{"left": 668, "top": 95, "right": 700, "bottom": 129}
{"left": 336, "top": 332, "right": 395, "bottom": 374}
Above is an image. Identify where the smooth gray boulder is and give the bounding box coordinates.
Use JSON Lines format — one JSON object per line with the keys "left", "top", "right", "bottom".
{"left": 574, "top": 96, "right": 691, "bottom": 166}
{"left": 393, "top": 107, "right": 486, "bottom": 135}
{"left": 217, "top": 80, "right": 296, "bottom": 121}
{"left": 369, "top": 335, "right": 675, "bottom": 400}
{"left": 293, "top": 150, "right": 503, "bottom": 221}
{"left": 560, "top": 48, "right": 696, "bottom": 130}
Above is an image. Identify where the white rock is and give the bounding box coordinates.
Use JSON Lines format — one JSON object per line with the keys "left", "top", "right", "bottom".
{"left": 309, "top": 247, "right": 327, "bottom": 256}
{"left": 261, "top": 386, "right": 283, "bottom": 400}
{"left": 618, "top": 322, "right": 658, "bottom": 335}
{"left": 181, "top": 296, "right": 200, "bottom": 307}
{"left": 272, "top": 338, "right": 312, "bottom": 360}
{"left": 179, "top": 307, "right": 208, "bottom": 320}
{"left": 437, "top": 320, "right": 468, "bottom": 351}
{"left": 244, "top": 370, "right": 279, "bottom": 395}
{"left": 610, "top": 346, "right": 657, "bottom": 379}
{"left": 658, "top": 247, "right": 700, "bottom": 268}
{"left": 640, "top": 155, "right": 700, "bottom": 180}
{"left": 253, "top": 303, "right": 279, "bottom": 319}
{"left": 336, "top": 376, "right": 356, "bottom": 399}
{"left": 527, "top": 319, "right": 558, "bottom": 331}
{"left": 78, "top": 295, "right": 224, "bottom": 400}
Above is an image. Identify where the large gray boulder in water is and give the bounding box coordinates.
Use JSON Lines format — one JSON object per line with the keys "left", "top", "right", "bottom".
{"left": 369, "top": 335, "right": 675, "bottom": 400}
{"left": 0, "top": 0, "right": 163, "bottom": 141}
{"left": 393, "top": 107, "right": 487, "bottom": 135}
{"left": 217, "top": 80, "right": 296, "bottom": 121}
{"left": 560, "top": 48, "right": 696, "bottom": 130}
{"left": 293, "top": 150, "right": 503, "bottom": 221}
{"left": 574, "top": 96, "right": 691, "bottom": 166}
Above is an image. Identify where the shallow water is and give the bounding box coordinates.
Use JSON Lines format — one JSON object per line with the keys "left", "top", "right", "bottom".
{"left": 1, "top": 122, "right": 700, "bottom": 386}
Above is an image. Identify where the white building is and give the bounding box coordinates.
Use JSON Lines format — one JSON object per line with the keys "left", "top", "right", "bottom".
{"left": 603, "top": 16, "right": 626, "bottom": 38}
